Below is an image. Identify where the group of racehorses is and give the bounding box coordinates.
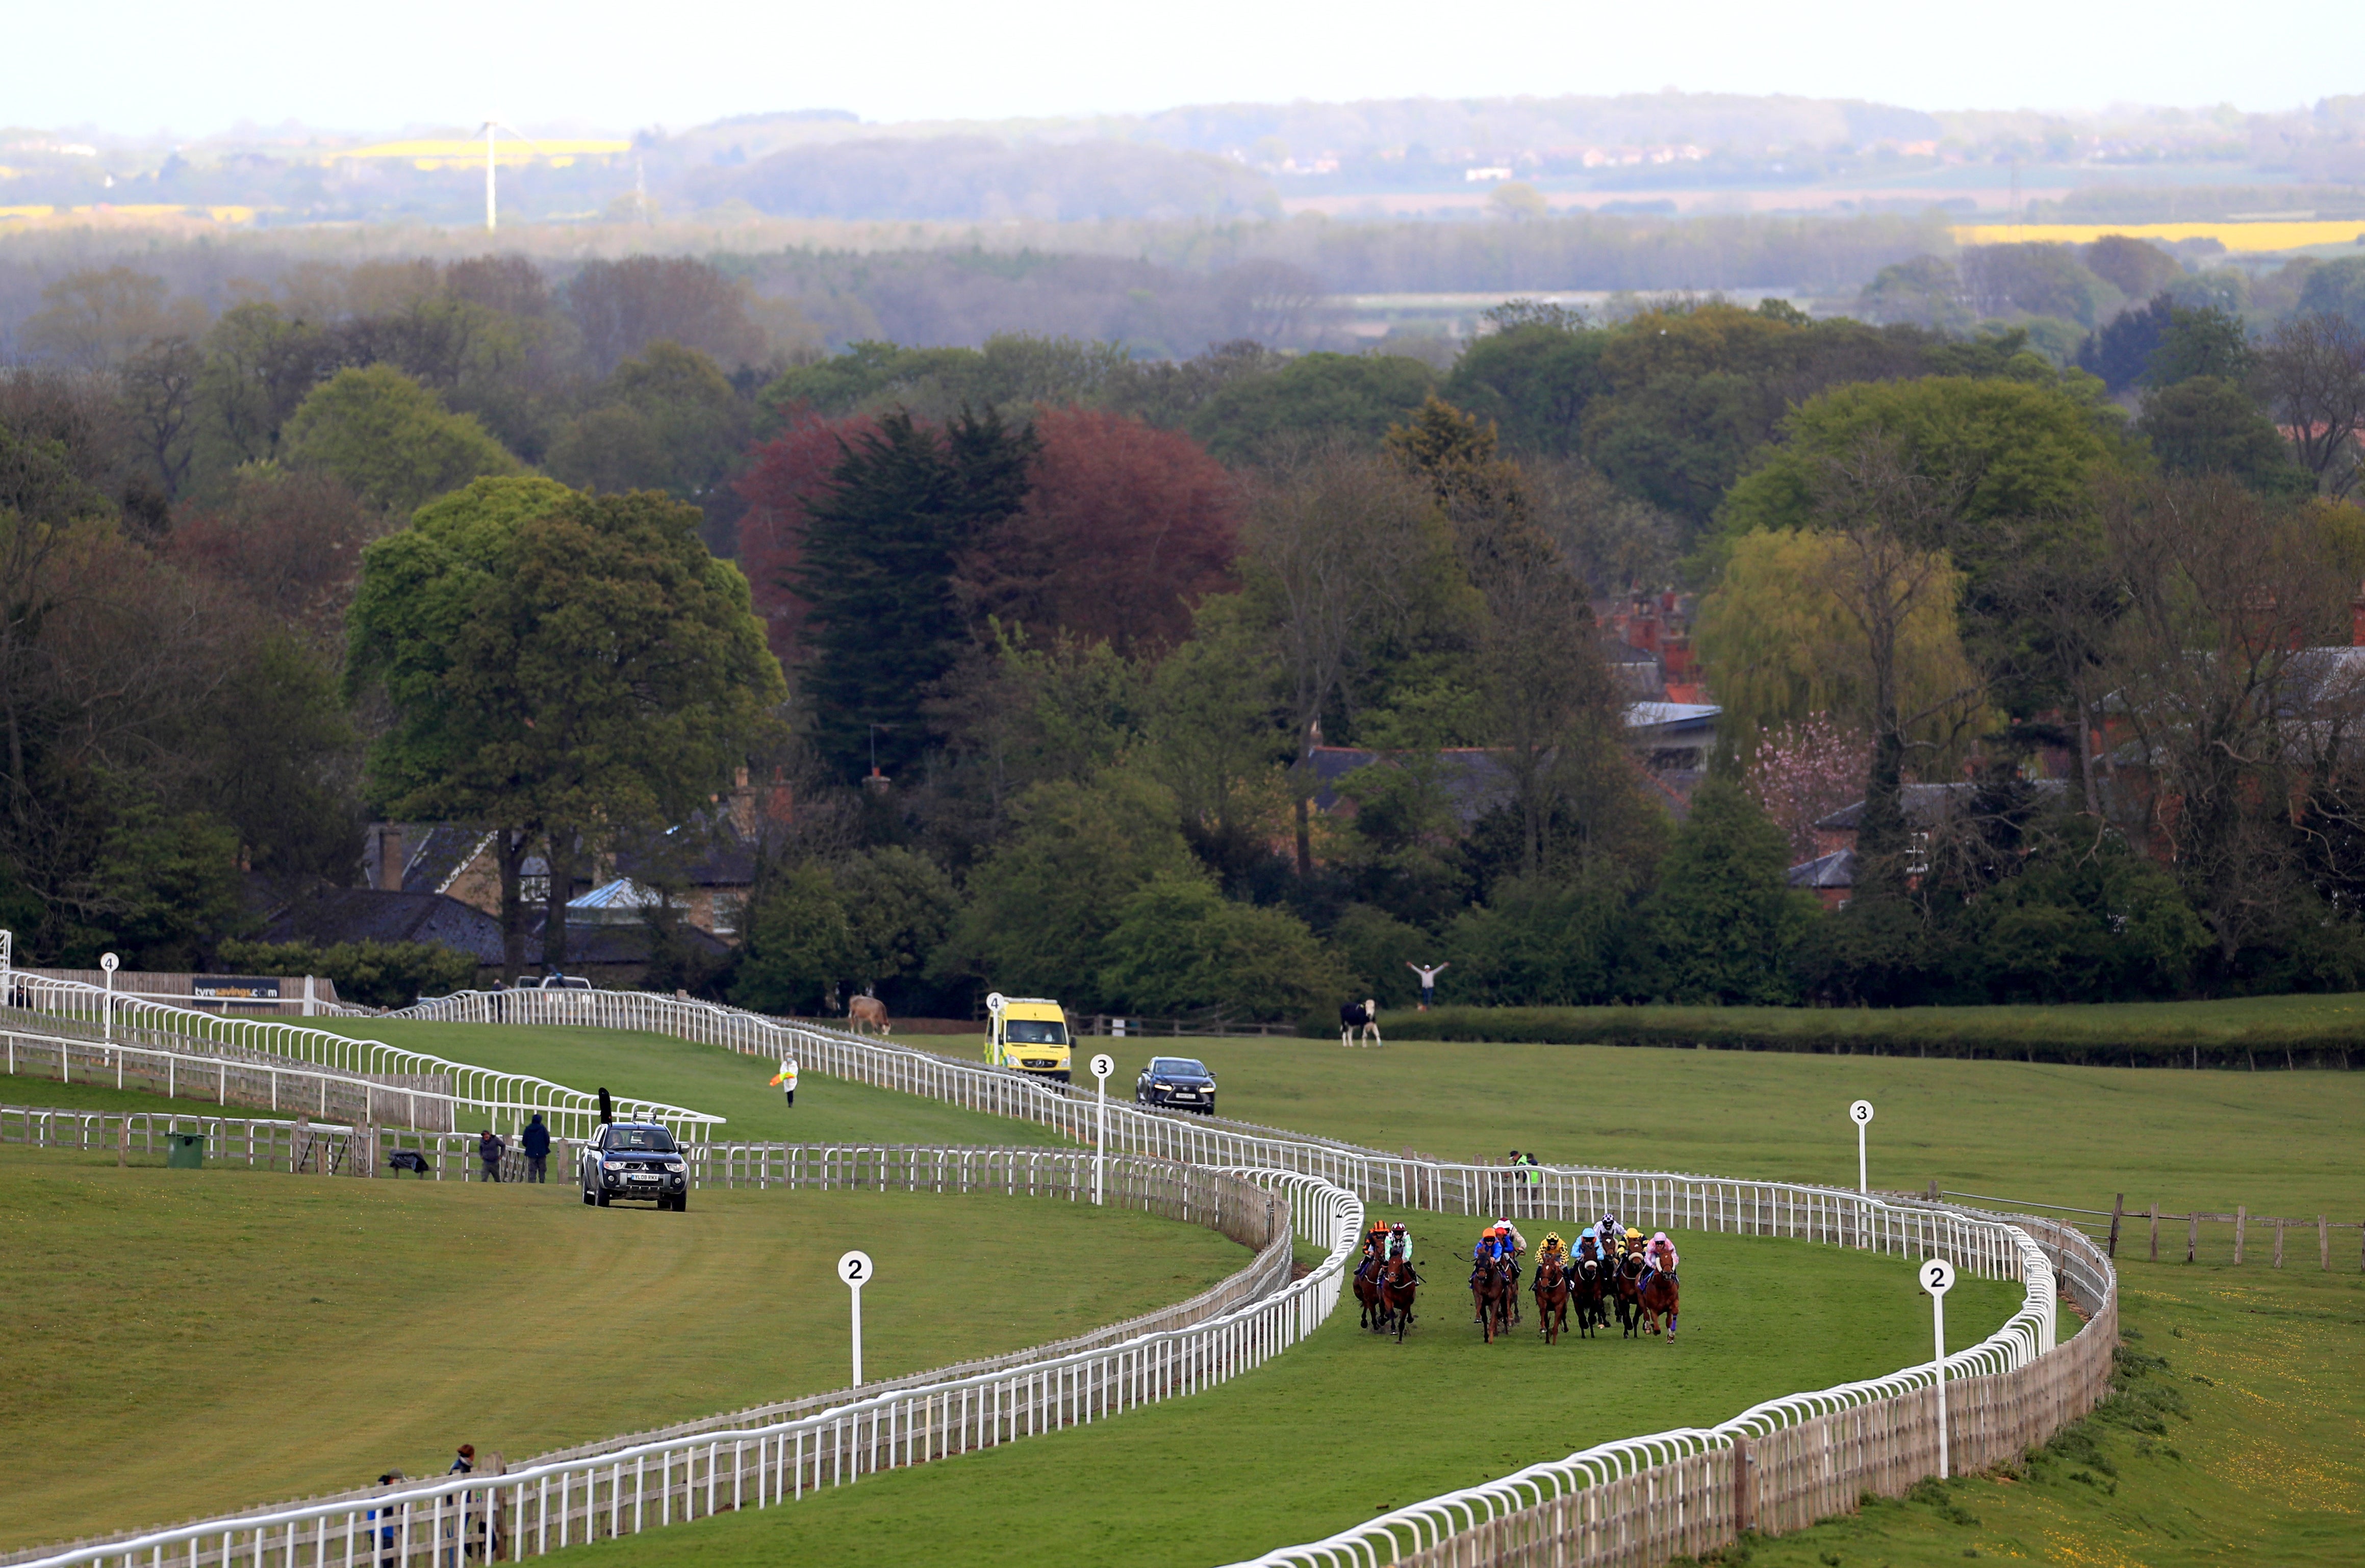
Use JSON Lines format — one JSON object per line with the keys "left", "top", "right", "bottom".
{"left": 1355, "top": 1234, "right": 1680, "bottom": 1346}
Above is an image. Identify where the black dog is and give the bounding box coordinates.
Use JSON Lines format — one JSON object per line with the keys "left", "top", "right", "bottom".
{"left": 387, "top": 1149, "right": 431, "bottom": 1177}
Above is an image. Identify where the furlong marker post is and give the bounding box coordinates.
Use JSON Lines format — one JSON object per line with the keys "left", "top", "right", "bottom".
{"left": 1922, "top": 1256, "right": 1956, "bottom": 1479}
{"left": 1849, "top": 1098, "right": 1874, "bottom": 1194}
{"left": 838, "top": 1250, "right": 872, "bottom": 1387}
{"left": 99, "top": 953, "right": 117, "bottom": 1045}
{"left": 1090, "top": 1052, "right": 1114, "bottom": 1206}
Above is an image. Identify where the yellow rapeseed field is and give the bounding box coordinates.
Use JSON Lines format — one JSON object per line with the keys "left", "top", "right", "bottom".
{"left": 1952, "top": 219, "right": 2365, "bottom": 252}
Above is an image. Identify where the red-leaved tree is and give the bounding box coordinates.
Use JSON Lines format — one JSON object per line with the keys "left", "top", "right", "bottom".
{"left": 961, "top": 406, "right": 1239, "bottom": 654}
{"left": 735, "top": 408, "right": 878, "bottom": 667}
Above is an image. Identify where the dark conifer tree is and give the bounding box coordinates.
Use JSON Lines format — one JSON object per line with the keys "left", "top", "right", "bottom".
{"left": 794, "top": 407, "right": 1035, "bottom": 780}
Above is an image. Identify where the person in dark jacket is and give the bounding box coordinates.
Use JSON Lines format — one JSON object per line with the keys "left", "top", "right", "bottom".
{"left": 520, "top": 1114, "right": 550, "bottom": 1183}
{"left": 477, "top": 1130, "right": 504, "bottom": 1183}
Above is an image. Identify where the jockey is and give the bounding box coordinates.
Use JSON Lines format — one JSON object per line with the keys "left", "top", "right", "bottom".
{"left": 1537, "top": 1231, "right": 1569, "bottom": 1274}
{"left": 1644, "top": 1231, "right": 1680, "bottom": 1280}
{"left": 1494, "top": 1217, "right": 1528, "bottom": 1257}
{"left": 1359, "top": 1222, "right": 1389, "bottom": 1281}
{"left": 1593, "top": 1213, "right": 1622, "bottom": 1257}
{"left": 1575, "top": 1231, "right": 1601, "bottom": 1263}
{"left": 1384, "top": 1221, "right": 1413, "bottom": 1266}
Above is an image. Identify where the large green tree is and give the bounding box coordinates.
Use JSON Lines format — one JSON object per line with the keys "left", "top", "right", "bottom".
{"left": 346, "top": 476, "right": 785, "bottom": 975}
{"left": 1639, "top": 779, "right": 1813, "bottom": 1004}
{"left": 283, "top": 365, "right": 520, "bottom": 515}
{"left": 1716, "top": 375, "right": 2126, "bottom": 718}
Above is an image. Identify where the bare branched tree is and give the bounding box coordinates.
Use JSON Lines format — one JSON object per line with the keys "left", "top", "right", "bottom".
{"left": 1803, "top": 434, "right": 1985, "bottom": 891}
{"left": 2257, "top": 313, "right": 2365, "bottom": 499}
{"left": 1240, "top": 445, "right": 1444, "bottom": 875}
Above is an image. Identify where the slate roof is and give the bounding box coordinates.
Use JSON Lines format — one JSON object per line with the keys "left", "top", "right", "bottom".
{"left": 1813, "top": 781, "right": 2068, "bottom": 833}
{"left": 263, "top": 887, "right": 507, "bottom": 963}
{"left": 1786, "top": 850, "right": 1857, "bottom": 889}
{"left": 1307, "top": 747, "right": 1517, "bottom": 827}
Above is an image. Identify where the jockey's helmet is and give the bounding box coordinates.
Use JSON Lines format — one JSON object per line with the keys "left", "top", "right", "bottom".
{"left": 1390, "top": 1221, "right": 1406, "bottom": 1231}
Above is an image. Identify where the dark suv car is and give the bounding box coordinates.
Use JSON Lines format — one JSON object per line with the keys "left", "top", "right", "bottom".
{"left": 1134, "top": 1056, "right": 1217, "bottom": 1115}
{"left": 580, "top": 1123, "right": 691, "bottom": 1211}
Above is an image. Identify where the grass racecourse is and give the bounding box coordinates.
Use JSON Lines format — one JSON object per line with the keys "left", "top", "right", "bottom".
{"left": 0, "top": 1155, "right": 1246, "bottom": 1552}
{"left": 6, "top": 1011, "right": 2360, "bottom": 1564}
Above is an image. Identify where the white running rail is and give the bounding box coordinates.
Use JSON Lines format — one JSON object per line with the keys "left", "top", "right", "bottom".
{"left": 8, "top": 1164, "right": 1359, "bottom": 1568}
{"left": 1, "top": 971, "right": 719, "bottom": 1141}
{"left": 7, "top": 964, "right": 2115, "bottom": 1568}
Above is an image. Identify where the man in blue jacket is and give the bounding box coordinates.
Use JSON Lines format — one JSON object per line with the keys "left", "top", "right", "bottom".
{"left": 521, "top": 1114, "right": 551, "bottom": 1183}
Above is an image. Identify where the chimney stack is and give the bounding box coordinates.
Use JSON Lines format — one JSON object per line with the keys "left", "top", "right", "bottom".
{"left": 377, "top": 825, "right": 405, "bottom": 892}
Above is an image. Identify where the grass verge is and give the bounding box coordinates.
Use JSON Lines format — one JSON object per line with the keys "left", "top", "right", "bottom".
{"left": 1374, "top": 995, "right": 2365, "bottom": 1068}
{"left": 554, "top": 1221, "right": 2023, "bottom": 1568}
{"left": 1716, "top": 1259, "right": 2365, "bottom": 1568}
{"left": 0, "top": 1152, "right": 1242, "bottom": 1552}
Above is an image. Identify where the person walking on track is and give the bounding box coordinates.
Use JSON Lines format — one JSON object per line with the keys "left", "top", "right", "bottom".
{"left": 770, "top": 1055, "right": 799, "bottom": 1108}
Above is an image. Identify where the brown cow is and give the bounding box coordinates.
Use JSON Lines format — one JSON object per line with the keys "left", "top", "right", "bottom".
{"left": 848, "top": 994, "right": 891, "bottom": 1037}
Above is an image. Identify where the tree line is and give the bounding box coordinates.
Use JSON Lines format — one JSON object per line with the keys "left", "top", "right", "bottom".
{"left": 10, "top": 238, "right": 2365, "bottom": 1016}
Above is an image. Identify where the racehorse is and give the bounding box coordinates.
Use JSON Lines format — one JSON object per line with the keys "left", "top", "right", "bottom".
{"left": 1338, "top": 999, "right": 1382, "bottom": 1047}
{"left": 1377, "top": 1255, "right": 1420, "bottom": 1342}
{"left": 1614, "top": 1252, "right": 1647, "bottom": 1339}
{"left": 1531, "top": 1256, "right": 1571, "bottom": 1344}
{"left": 1355, "top": 1255, "right": 1384, "bottom": 1330}
{"left": 1640, "top": 1267, "right": 1681, "bottom": 1342}
{"left": 1570, "top": 1255, "right": 1607, "bottom": 1339}
{"left": 1470, "top": 1256, "right": 1516, "bottom": 1343}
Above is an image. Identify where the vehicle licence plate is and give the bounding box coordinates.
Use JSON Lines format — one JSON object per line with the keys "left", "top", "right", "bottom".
{"left": 628, "top": 1174, "right": 657, "bottom": 1183}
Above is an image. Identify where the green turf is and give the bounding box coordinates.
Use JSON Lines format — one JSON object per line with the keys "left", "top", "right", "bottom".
{"left": 313, "top": 1018, "right": 1073, "bottom": 1149}
{"left": 904, "top": 1035, "right": 2365, "bottom": 1223}
{"left": 548, "top": 1222, "right": 2024, "bottom": 1568}
{"left": 1723, "top": 1259, "right": 2365, "bottom": 1568}
{"left": 0, "top": 1153, "right": 1244, "bottom": 1553}
{"left": 1373, "top": 994, "right": 2365, "bottom": 1067}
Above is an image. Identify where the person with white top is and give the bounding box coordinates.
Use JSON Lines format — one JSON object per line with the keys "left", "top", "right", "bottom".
{"left": 769, "top": 1056, "right": 799, "bottom": 1108}
{"left": 1406, "top": 961, "right": 1448, "bottom": 1010}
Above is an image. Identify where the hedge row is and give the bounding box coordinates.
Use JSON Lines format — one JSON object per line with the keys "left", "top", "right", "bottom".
{"left": 1345, "top": 1005, "right": 2365, "bottom": 1069}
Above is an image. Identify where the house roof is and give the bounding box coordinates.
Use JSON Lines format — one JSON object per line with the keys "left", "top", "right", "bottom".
{"left": 1814, "top": 780, "right": 2067, "bottom": 833}
{"left": 1624, "top": 702, "right": 1721, "bottom": 734}
{"left": 1786, "top": 849, "right": 1857, "bottom": 889}
{"left": 264, "top": 887, "right": 508, "bottom": 963}
{"left": 1307, "top": 747, "right": 1517, "bottom": 827}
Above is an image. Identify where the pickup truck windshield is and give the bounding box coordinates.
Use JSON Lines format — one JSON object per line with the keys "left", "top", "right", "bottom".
{"left": 606, "top": 1128, "right": 677, "bottom": 1152}
{"left": 1005, "top": 1020, "right": 1067, "bottom": 1045}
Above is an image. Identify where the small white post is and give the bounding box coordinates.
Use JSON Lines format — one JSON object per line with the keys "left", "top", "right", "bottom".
{"left": 302, "top": 974, "right": 317, "bottom": 1019}
{"left": 837, "top": 1250, "right": 872, "bottom": 1387}
{"left": 1849, "top": 1099, "right": 1874, "bottom": 1193}
{"left": 1089, "top": 1053, "right": 1114, "bottom": 1205}
{"left": 1921, "top": 1257, "right": 1955, "bottom": 1479}
{"left": 100, "top": 953, "right": 119, "bottom": 1044}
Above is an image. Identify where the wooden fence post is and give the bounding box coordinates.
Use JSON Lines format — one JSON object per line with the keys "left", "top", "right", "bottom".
{"left": 2234, "top": 1206, "right": 2247, "bottom": 1265}
{"left": 2148, "top": 1203, "right": 2159, "bottom": 1264}
{"left": 1734, "top": 1435, "right": 1753, "bottom": 1535}
{"left": 116, "top": 1119, "right": 128, "bottom": 1168}
{"left": 2320, "top": 1217, "right": 2330, "bottom": 1272}
{"left": 2186, "top": 1213, "right": 2198, "bottom": 1264}
{"left": 2107, "top": 1195, "right": 2123, "bottom": 1259}
{"left": 2273, "top": 1219, "right": 2284, "bottom": 1269}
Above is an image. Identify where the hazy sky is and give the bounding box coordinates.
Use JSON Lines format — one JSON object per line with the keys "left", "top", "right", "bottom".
{"left": 17, "top": 0, "right": 2356, "bottom": 138}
